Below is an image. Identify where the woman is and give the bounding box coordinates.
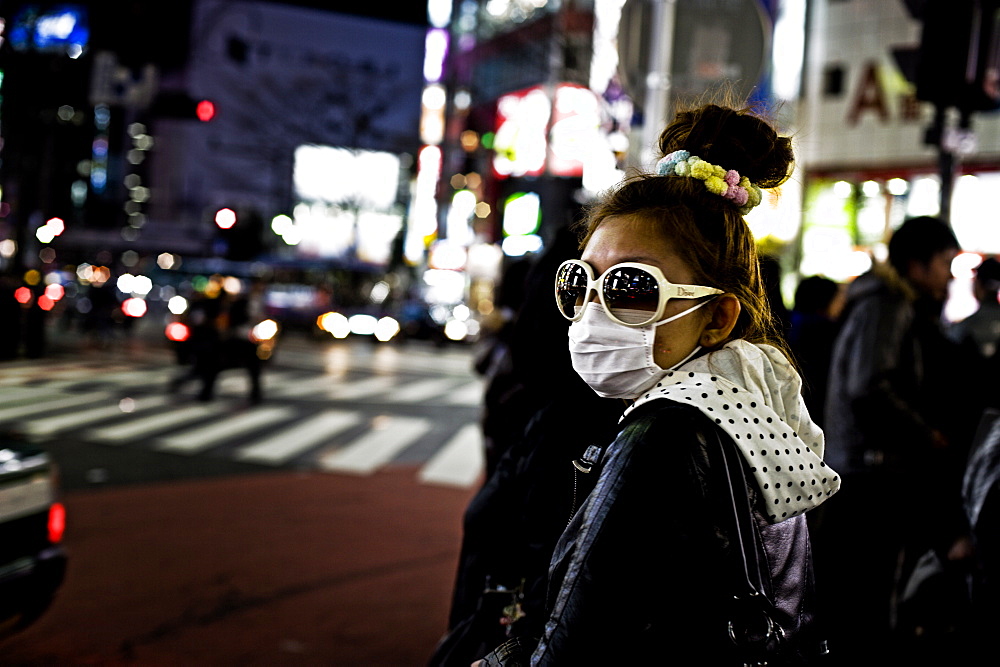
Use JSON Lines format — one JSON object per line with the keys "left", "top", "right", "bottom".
{"left": 476, "top": 101, "right": 841, "bottom": 665}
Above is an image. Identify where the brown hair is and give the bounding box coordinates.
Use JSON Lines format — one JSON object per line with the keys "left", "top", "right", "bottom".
{"left": 578, "top": 100, "right": 794, "bottom": 354}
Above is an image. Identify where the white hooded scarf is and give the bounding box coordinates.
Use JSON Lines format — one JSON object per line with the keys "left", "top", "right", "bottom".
{"left": 621, "top": 339, "right": 841, "bottom": 523}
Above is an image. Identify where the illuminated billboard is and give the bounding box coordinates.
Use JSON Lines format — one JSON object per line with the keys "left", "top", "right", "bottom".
{"left": 492, "top": 83, "right": 601, "bottom": 179}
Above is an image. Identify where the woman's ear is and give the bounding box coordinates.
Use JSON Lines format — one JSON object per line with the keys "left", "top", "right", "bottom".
{"left": 699, "top": 295, "right": 741, "bottom": 347}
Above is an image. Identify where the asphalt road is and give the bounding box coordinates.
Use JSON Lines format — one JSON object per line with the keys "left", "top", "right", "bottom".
{"left": 0, "top": 467, "right": 476, "bottom": 665}
{"left": 0, "top": 328, "right": 485, "bottom": 665}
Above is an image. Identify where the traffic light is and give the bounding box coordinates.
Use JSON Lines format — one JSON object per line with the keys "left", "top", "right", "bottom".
{"left": 213, "top": 207, "right": 264, "bottom": 261}
{"left": 195, "top": 99, "right": 216, "bottom": 122}
{"left": 149, "top": 92, "right": 216, "bottom": 121}
{"left": 917, "top": 0, "right": 1000, "bottom": 113}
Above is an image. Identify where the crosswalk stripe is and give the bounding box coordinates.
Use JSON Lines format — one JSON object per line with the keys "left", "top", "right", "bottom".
{"left": 156, "top": 406, "right": 296, "bottom": 454}
{"left": 0, "top": 363, "right": 122, "bottom": 386}
{"left": 417, "top": 424, "right": 484, "bottom": 488}
{"left": 19, "top": 395, "right": 175, "bottom": 436}
{"left": 234, "top": 410, "right": 361, "bottom": 464}
{"left": 325, "top": 375, "right": 395, "bottom": 400}
{"left": 267, "top": 374, "right": 339, "bottom": 398}
{"left": 86, "top": 404, "right": 225, "bottom": 444}
{"left": 0, "top": 391, "right": 116, "bottom": 422}
{"left": 318, "top": 416, "right": 432, "bottom": 474}
{"left": 0, "top": 367, "right": 173, "bottom": 392}
{"left": 390, "top": 378, "right": 463, "bottom": 403}
{"left": 0, "top": 384, "right": 73, "bottom": 405}
{"left": 284, "top": 343, "right": 474, "bottom": 377}
{"left": 445, "top": 380, "right": 484, "bottom": 406}
{"left": 69, "top": 368, "right": 174, "bottom": 387}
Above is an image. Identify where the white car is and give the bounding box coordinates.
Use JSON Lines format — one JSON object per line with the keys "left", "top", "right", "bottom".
{"left": 0, "top": 433, "right": 67, "bottom": 637}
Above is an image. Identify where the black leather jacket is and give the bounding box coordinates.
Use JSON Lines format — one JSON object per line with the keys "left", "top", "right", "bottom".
{"left": 482, "top": 400, "right": 823, "bottom": 665}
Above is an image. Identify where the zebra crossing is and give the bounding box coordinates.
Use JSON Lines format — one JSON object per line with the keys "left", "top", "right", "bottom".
{"left": 0, "top": 353, "right": 487, "bottom": 488}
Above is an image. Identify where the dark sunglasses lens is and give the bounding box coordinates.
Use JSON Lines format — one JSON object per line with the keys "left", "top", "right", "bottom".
{"left": 604, "top": 266, "right": 659, "bottom": 324}
{"left": 555, "top": 263, "right": 589, "bottom": 318}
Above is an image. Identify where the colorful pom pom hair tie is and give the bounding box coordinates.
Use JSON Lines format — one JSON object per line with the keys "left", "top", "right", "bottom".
{"left": 655, "top": 150, "right": 763, "bottom": 215}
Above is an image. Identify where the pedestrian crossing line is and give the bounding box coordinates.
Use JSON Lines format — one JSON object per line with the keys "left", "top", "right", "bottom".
{"left": 86, "top": 403, "right": 227, "bottom": 444}
{"left": 0, "top": 391, "right": 117, "bottom": 423}
{"left": 324, "top": 375, "right": 396, "bottom": 400}
{"left": 417, "top": 424, "right": 484, "bottom": 488}
{"left": 0, "top": 383, "right": 73, "bottom": 406}
{"left": 155, "top": 406, "right": 296, "bottom": 454}
{"left": 319, "top": 416, "right": 433, "bottom": 475}
{"left": 307, "top": 343, "right": 474, "bottom": 377}
{"left": 389, "top": 377, "right": 467, "bottom": 403}
{"left": 0, "top": 365, "right": 171, "bottom": 389}
{"left": 168, "top": 369, "right": 302, "bottom": 398}
{"left": 444, "top": 380, "right": 484, "bottom": 406}
{"left": 266, "top": 373, "right": 340, "bottom": 398}
{"left": 234, "top": 410, "right": 362, "bottom": 464}
{"left": 214, "top": 368, "right": 302, "bottom": 391}
{"left": 0, "top": 361, "right": 128, "bottom": 385}
{"left": 19, "top": 394, "right": 175, "bottom": 437}
{"left": 75, "top": 367, "right": 175, "bottom": 387}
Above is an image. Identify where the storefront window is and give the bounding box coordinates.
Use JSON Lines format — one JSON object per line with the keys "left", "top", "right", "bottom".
{"left": 953, "top": 173, "right": 1000, "bottom": 255}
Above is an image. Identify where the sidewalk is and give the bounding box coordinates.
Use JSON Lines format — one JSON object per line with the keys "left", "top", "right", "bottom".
{"left": 0, "top": 466, "right": 479, "bottom": 666}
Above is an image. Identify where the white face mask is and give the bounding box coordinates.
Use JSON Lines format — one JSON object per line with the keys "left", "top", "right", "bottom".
{"left": 568, "top": 301, "right": 709, "bottom": 399}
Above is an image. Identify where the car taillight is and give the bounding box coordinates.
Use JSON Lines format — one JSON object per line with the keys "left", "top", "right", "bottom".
{"left": 165, "top": 322, "right": 190, "bottom": 342}
{"left": 48, "top": 502, "right": 66, "bottom": 544}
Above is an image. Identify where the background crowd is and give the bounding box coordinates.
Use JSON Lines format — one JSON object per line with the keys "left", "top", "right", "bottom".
{"left": 438, "top": 206, "right": 1000, "bottom": 665}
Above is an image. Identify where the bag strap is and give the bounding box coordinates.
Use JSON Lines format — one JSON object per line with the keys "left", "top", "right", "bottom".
{"left": 714, "top": 428, "right": 770, "bottom": 601}
{"left": 703, "top": 426, "right": 785, "bottom": 664}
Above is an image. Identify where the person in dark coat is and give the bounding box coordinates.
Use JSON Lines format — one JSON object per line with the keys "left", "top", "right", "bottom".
{"left": 818, "top": 216, "right": 982, "bottom": 664}
{"left": 787, "top": 275, "right": 843, "bottom": 429}
{"left": 474, "top": 100, "right": 838, "bottom": 665}
{"left": 430, "top": 228, "right": 622, "bottom": 667}
{"left": 473, "top": 257, "right": 534, "bottom": 479}
{"left": 947, "top": 256, "right": 1000, "bottom": 364}
{"left": 0, "top": 274, "right": 23, "bottom": 359}
{"left": 170, "top": 290, "right": 263, "bottom": 403}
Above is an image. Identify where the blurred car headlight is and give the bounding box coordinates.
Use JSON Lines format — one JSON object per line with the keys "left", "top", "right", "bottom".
{"left": 250, "top": 319, "right": 279, "bottom": 342}
{"left": 444, "top": 319, "right": 468, "bottom": 341}
{"left": 349, "top": 314, "right": 378, "bottom": 336}
{"left": 374, "top": 316, "right": 400, "bottom": 342}
{"left": 317, "top": 311, "right": 350, "bottom": 338}
{"left": 167, "top": 295, "right": 188, "bottom": 315}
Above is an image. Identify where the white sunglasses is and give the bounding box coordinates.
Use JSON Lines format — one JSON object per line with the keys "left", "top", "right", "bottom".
{"left": 555, "top": 259, "right": 723, "bottom": 327}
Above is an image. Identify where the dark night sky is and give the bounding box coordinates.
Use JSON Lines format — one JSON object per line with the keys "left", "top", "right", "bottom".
{"left": 268, "top": 1, "right": 429, "bottom": 27}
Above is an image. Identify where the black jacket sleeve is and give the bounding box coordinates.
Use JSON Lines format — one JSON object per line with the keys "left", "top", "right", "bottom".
{"left": 532, "top": 402, "right": 753, "bottom": 664}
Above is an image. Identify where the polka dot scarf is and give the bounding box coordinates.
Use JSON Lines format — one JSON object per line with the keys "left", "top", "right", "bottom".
{"left": 622, "top": 339, "right": 841, "bottom": 523}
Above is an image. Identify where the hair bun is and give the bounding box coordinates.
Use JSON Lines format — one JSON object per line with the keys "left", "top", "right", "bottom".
{"left": 657, "top": 104, "right": 793, "bottom": 189}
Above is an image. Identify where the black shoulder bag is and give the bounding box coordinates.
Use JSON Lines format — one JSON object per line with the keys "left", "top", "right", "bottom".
{"left": 708, "top": 428, "right": 821, "bottom": 667}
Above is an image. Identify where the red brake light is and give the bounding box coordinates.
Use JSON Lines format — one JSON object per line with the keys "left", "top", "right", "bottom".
{"left": 165, "top": 322, "right": 190, "bottom": 342}
{"left": 48, "top": 502, "right": 66, "bottom": 544}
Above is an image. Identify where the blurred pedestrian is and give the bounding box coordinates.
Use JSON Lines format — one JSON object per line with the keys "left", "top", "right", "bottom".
{"left": 169, "top": 292, "right": 222, "bottom": 399}
{"left": 957, "top": 259, "right": 1000, "bottom": 658}
{"left": 818, "top": 216, "right": 981, "bottom": 664}
{"left": 0, "top": 274, "right": 22, "bottom": 359}
{"left": 760, "top": 252, "right": 791, "bottom": 337}
{"left": 23, "top": 284, "right": 47, "bottom": 359}
{"left": 473, "top": 257, "right": 533, "bottom": 478}
{"left": 431, "top": 227, "right": 622, "bottom": 667}
{"left": 948, "top": 256, "right": 1000, "bottom": 361}
{"left": 787, "top": 275, "right": 843, "bottom": 429}
{"left": 82, "top": 279, "right": 118, "bottom": 348}
{"left": 168, "top": 289, "right": 262, "bottom": 403}
{"left": 474, "top": 100, "right": 839, "bottom": 665}
{"left": 216, "top": 288, "right": 264, "bottom": 403}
